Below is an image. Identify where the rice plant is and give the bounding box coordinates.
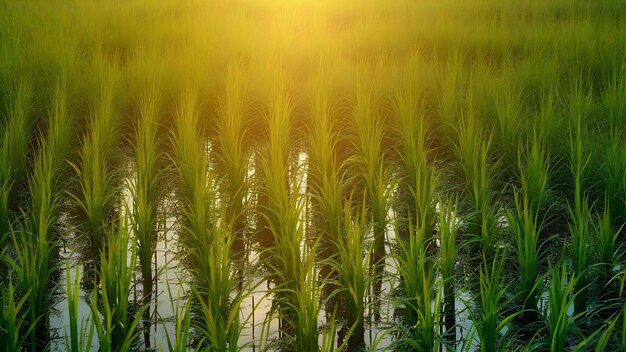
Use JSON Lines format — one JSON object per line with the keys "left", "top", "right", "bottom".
{"left": 257, "top": 76, "right": 309, "bottom": 346}
{"left": 131, "top": 83, "right": 166, "bottom": 348}
{"left": 438, "top": 196, "right": 458, "bottom": 346}
{"left": 68, "top": 62, "right": 120, "bottom": 286}
{"left": 546, "top": 261, "right": 581, "bottom": 352}
{"left": 64, "top": 262, "right": 95, "bottom": 352}
{"left": 392, "top": 85, "right": 436, "bottom": 238}
{"left": 161, "top": 285, "right": 191, "bottom": 352}
{"left": 12, "top": 79, "right": 73, "bottom": 351}
{"left": 332, "top": 200, "right": 370, "bottom": 350}
{"left": 592, "top": 201, "right": 623, "bottom": 300}
{"left": 453, "top": 105, "right": 498, "bottom": 258}
{"left": 0, "top": 80, "right": 32, "bottom": 247}
{"left": 506, "top": 139, "right": 550, "bottom": 325}
{"left": 190, "top": 216, "right": 243, "bottom": 352}
{"left": 214, "top": 63, "right": 250, "bottom": 265}
{"left": 351, "top": 67, "right": 390, "bottom": 318}
{"left": 0, "top": 274, "right": 31, "bottom": 352}
{"left": 393, "top": 215, "right": 441, "bottom": 351}
{"left": 466, "top": 247, "right": 518, "bottom": 352}
{"left": 567, "top": 98, "right": 591, "bottom": 320}
{"left": 307, "top": 69, "right": 346, "bottom": 299}
{"left": 91, "top": 210, "right": 145, "bottom": 352}
{"left": 172, "top": 85, "right": 245, "bottom": 351}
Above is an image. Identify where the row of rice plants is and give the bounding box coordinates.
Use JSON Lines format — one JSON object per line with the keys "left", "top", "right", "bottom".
{"left": 171, "top": 84, "right": 245, "bottom": 351}
{"left": 10, "top": 79, "right": 74, "bottom": 351}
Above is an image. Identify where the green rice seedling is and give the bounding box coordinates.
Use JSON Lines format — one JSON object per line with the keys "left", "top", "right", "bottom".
{"left": 492, "top": 68, "right": 524, "bottom": 170}
{"left": 190, "top": 217, "right": 243, "bottom": 352}
{"left": 438, "top": 196, "right": 458, "bottom": 346}
{"left": 452, "top": 108, "right": 498, "bottom": 258}
{"left": 172, "top": 85, "right": 246, "bottom": 351}
{"left": 0, "top": 79, "right": 32, "bottom": 245}
{"left": 392, "top": 85, "right": 436, "bottom": 238}
{"left": 214, "top": 63, "right": 250, "bottom": 261}
{"left": 466, "top": 247, "right": 519, "bottom": 352}
{"left": 332, "top": 199, "right": 370, "bottom": 351}
{"left": 131, "top": 83, "right": 166, "bottom": 348}
{"left": 592, "top": 200, "right": 623, "bottom": 300}
{"left": 565, "top": 76, "right": 594, "bottom": 321}
{"left": 437, "top": 50, "right": 461, "bottom": 143}
{"left": 351, "top": 69, "right": 390, "bottom": 318}
{"left": 546, "top": 262, "right": 582, "bottom": 352}
{"left": 393, "top": 215, "right": 441, "bottom": 351}
{"left": 506, "top": 185, "right": 545, "bottom": 325}
{"left": 594, "top": 315, "right": 618, "bottom": 352}
{"left": 257, "top": 76, "right": 305, "bottom": 344}
{"left": 64, "top": 261, "right": 95, "bottom": 352}
{"left": 170, "top": 84, "right": 208, "bottom": 226}
{"left": 68, "top": 63, "right": 120, "bottom": 285}
{"left": 306, "top": 70, "right": 347, "bottom": 308}
{"left": 568, "top": 193, "right": 591, "bottom": 323}
{"left": 10, "top": 79, "right": 73, "bottom": 351}
{"left": 161, "top": 279, "right": 191, "bottom": 352}
{"left": 600, "top": 126, "right": 626, "bottom": 227}
{"left": 0, "top": 273, "right": 31, "bottom": 352}
{"left": 521, "top": 129, "right": 551, "bottom": 217}
{"left": 91, "top": 211, "right": 145, "bottom": 352}
{"left": 290, "top": 238, "right": 325, "bottom": 352}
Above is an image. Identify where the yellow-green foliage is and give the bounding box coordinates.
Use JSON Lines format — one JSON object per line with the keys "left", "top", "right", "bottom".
{"left": 1, "top": 0, "right": 626, "bottom": 351}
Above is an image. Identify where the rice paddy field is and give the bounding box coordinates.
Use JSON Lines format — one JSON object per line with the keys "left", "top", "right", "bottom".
{"left": 1, "top": 0, "right": 626, "bottom": 351}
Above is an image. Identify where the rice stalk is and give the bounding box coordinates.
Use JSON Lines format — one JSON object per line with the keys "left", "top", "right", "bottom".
{"left": 12, "top": 79, "right": 73, "bottom": 351}
{"left": 351, "top": 68, "right": 390, "bottom": 319}
{"left": 64, "top": 261, "right": 95, "bottom": 352}
{"left": 466, "top": 247, "right": 518, "bottom": 352}
{"left": 131, "top": 83, "right": 166, "bottom": 348}
{"left": 438, "top": 196, "right": 458, "bottom": 346}
{"left": 215, "top": 63, "right": 249, "bottom": 265}
{"left": 0, "top": 272, "right": 31, "bottom": 352}
{"left": 172, "top": 85, "right": 245, "bottom": 351}
{"left": 91, "top": 210, "right": 145, "bottom": 352}
{"left": 393, "top": 215, "right": 441, "bottom": 351}
{"left": 546, "top": 262, "right": 581, "bottom": 352}
{"left": 453, "top": 107, "right": 498, "bottom": 258}
{"left": 592, "top": 200, "right": 623, "bottom": 300}
{"left": 567, "top": 100, "right": 591, "bottom": 320}
{"left": 332, "top": 199, "right": 370, "bottom": 350}
{"left": 0, "top": 79, "right": 32, "bottom": 246}
{"left": 392, "top": 85, "right": 436, "bottom": 238}
{"left": 68, "top": 62, "right": 120, "bottom": 286}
